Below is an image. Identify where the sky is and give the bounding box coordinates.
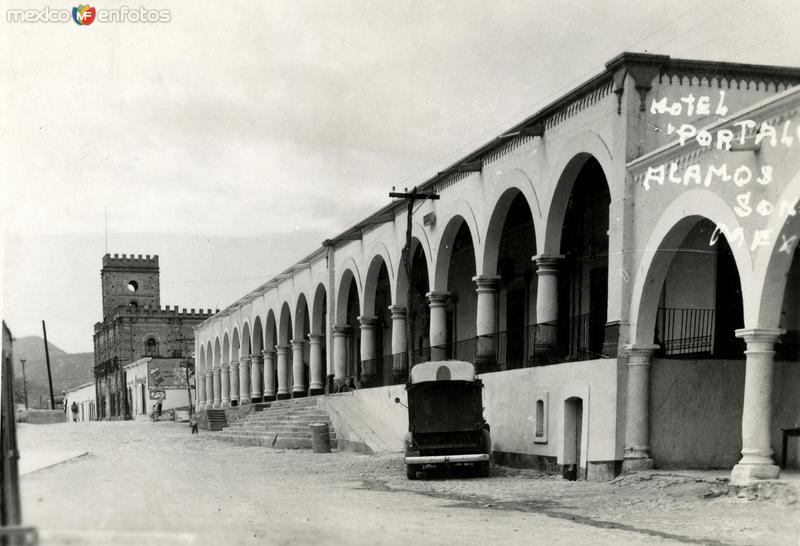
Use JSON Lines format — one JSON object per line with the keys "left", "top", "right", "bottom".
{"left": 2, "top": 0, "right": 800, "bottom": 353}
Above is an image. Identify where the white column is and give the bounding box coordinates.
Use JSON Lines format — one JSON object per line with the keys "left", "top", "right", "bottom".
{"left": 220, "top": 363, "right": 230, "bottom": 408}
{"left": 211, "top": 367, "right": 221, "bottom": 409}
{"left": 196, "top": 372, "right": 206, "bottom": 411}
{"left": 239, "top": 358, "right": 251, "bottom": 405}
{"left": 731, "top": 328, "right": 783, "bottom": 485}
{"left": 204, "top": 370, "right": 213, "bottom": 410}
{"left": 332, "top": 325, "right": 350, "bottom": 389}
{"left": 262, "top": 350, "right": 276, "bottom": 401}
{"left": 533, "top": 255, "right": 563, "bottom": 324}
{"left": 427, "top": 292, "right": 449, "bottom": 361}
{"left": 291, "top": 340, "right": 306, "bottom": 397}
{"left": 389, "top": 305, "right": 407, "bottom": 383}
{"left": 229, "top": 360, "right": 239, "bottom": 405}
{"left": 358, "top": 316, "right": 378, "bottom": 386}
{"left": 276, "top": 345, "right": 290, "bottom": 400}
{"left": 308, "top": 334, "right": 325, "bottom": 395}
{"left": 250, "top": 353, "right": 263, "bottom": 402}
{"left": 622, "top": 344, "right": 659, "bottom": 472}
{"left": 474, "top": 276, "right": 500, "bottom": 369}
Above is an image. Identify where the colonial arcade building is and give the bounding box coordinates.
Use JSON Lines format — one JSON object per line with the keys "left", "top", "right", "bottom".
{"left": 195, "top": 53, "right": 800, "bottom": 483}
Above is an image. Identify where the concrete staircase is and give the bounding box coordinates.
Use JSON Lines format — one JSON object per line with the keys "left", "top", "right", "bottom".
{"left": 206, "top": 409, "right": 228, "bottom": 431}
{"left": 214, "top": 397, "right": 336, "bottom": 449}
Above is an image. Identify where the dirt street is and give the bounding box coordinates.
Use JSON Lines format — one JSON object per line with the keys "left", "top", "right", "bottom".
{"left": 16, "top": 421, "right": 800, "bottom": 545}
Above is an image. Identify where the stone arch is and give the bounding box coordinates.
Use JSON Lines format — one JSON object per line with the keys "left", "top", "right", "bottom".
{"left": 754, "top": 175, "right": 800, "bottom": 329}
{"left": 395, "top": 236, "right": 431, "bottom": 304}
{"left": 198, "top": 344, "right": 206, "bottom": 373}
{"left": 336, "top": 268, "right": 361, "bottom": 324}
{"left": 231, "top": 326, "right": 240, "bottom": 362}
{"left": 294, "top": 293, "right": 311, "bottom": 340}
{"left": 241, "top": 322, "right": 251, "bottom": 359}
{"left": 542, "top": 147, "right": 614, "bottom": 256}
{"left": 213, "top": 337, "right": 221, "bottom": 368}
{"left": 629, "top": 189, "right": 753, "bottom": 347}
{"left": 311, "top": 283, "right": 327, "bottom": 335}
{"left": 252, "top": 316, "right": 263, "bottom": 354}
{"left": 205, "top": 340, "right": 213, "bottom": 370}
{"left": 363, "top": 253, "right": 393, "bottom": 316}
{"left": 265, "top": 310, "right": 278, "bottom": 348}
{"left": 433, "top": 214, "right": 480, "bottom": 292}
{"left": 279, "top": 302, "right": 293, "bottom": 345}
{"left": 222, "top": 332, "right": 230, "bottom": 365}
{"left": 481, "top": 187, "right": 538, "bottom": 276}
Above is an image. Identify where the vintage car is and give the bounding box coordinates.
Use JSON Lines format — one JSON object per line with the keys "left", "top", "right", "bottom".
{"left": 397, "top": 360, "right": 491, "bottom": 479}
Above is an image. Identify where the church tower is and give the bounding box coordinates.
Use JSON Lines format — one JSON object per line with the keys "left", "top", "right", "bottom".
{"left": 100, "top": 253, "right": 161, "bottom": 318}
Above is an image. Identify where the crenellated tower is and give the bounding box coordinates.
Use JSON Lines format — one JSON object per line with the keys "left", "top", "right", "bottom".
{"left": 100, "top": 253, "right": 161, "bottom": 318}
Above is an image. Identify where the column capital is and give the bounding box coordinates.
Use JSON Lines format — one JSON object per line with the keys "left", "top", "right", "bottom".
{"left": 239, "top": 359, "right": 250, "bottom": 369}
{"left": 211, "top": 367, "right": 221, "bottom": 377}
{"left": 472, "top": 275, "right": 501, "bottom": 291}
{"left": 426, "top": 291, "right": 450, "bottom": 307}
{"left": 332, "top": 324, "right": 352, "bottom": 336}
{"left": 205, "top": 370, "right": 213, "bottom": 378}
{"left": 532, "top": 254, "right": 564, "bottom": 275}
{"left": 290, "top": 339, "right": 306, "bottom": 350}
{"left": 275, "top": 344, "right": 289, "bottom": 354}
{"left": 735, "top": 328, "right": 785, "bottom": 352}
{"left": 261, "top": 349, "right": 274, "bottom": 358}
{"left": 308, "top": 333, "right": 325, "bottom": 343}
{"left": 388, "top": 305, "right": 407, "bottom": 319}
{"left": 250, "top": 353, "right": 263, "bottom": 362}
{"left": 221, "top": 362, "right": 230, "bottom": 372}
{"left": 358, "top": 315, "right": 378, "bottom": 328}
{"left": 623, "top": 344, "right": 660, "bottom": 366}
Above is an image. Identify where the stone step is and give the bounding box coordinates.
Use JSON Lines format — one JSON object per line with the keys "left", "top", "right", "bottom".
{"left": 214, "top": 433, "right": 334, "bottom": 450}
{"left": 228, "top": 424, "right": 334, "bottom": 434}
{"left": 221, "top": 429, "right": 338, "bottom": 439}
{"left": 241, "top": 414, "right": 331, "bottom": 423}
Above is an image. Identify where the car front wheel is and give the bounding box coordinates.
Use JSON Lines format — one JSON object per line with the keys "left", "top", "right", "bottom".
{"left": 406, "top": 464, "right": 419, "bottom": 480}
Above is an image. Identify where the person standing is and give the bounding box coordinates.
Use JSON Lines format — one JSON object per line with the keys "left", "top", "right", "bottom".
{"left": 70, "top": 401, "right": 78, "bottom": 423}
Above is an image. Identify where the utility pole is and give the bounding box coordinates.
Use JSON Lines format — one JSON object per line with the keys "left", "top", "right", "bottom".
{"left": 41, "top": 320, "right": 55, "bottom": 410}
{"left": 19, "top": 359, "right": 28, "bottom": 410}
{"left": 389, "top": 187, "right": 440, "bottom": 373}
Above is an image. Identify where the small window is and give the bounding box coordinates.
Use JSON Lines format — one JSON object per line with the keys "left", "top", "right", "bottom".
{"left": 145, "top": 338, "right": 158, "bottom": 357}
{"left": 536, "top": 400, "right": 544, "bottom": 437}
{"left": 533, "top": 391, "right": 549, "bottom": 444}
{"left": 127, "top": 280, "right": 139, "bottom": 292}
{"left": 130, "top": 301, "right": 138, "bottom": 308}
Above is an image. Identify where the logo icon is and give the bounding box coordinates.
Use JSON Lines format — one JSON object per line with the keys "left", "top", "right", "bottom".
{"left": 72, "top": 4, "right": 96, "bottom": 25}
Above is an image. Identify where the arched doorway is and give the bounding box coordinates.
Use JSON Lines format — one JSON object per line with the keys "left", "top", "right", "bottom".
{"left": 558, "top": 157, "right": 610, "bottom": 360}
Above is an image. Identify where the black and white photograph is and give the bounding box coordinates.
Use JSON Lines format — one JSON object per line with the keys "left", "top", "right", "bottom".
{"left": 1, "top": 1, "right": 799, "bottom": 544}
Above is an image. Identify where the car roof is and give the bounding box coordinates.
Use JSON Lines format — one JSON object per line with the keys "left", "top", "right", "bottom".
{"left": 409, "top": 360, "right": 477, "bottom": 384}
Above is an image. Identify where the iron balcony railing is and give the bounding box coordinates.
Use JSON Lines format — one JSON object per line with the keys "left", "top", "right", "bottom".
{"left": 656, "top": 307, "right": 714, "bottom": 356}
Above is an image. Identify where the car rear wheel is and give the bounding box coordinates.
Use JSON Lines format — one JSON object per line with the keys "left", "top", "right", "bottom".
{"left": 406, "top": 464, "right": 418, "bottom": 480}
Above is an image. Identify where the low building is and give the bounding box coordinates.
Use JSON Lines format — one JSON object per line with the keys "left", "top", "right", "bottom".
{"left": 124, "top": 357, "right": 195, "bottom": 419}
{"left": 64, "top": 382, "right": 97, "bottom": 422}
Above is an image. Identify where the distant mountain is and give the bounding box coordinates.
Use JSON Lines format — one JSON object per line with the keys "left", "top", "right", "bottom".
{"left": 11, "top": 336, "right": 94, "bottom": 408}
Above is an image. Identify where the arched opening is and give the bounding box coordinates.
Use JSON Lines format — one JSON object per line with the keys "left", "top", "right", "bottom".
{"left": 230, "top": 327, "right": 240, "bottom": 406}
{"left": 486, "top": 190, "right": 537, "bottom": 369}
{"left": 558, "top": 157, "right": 610, "bottom": 360}
{"left": 345, "top": 279, "right": 361, "bottom": 383}
{"left": 294, "top": 294, "right": 311, "bottom": 397}
{"left": 145, "top": 337, "right": 158, "bottom": 357}
{"left": 397, "top": 239, "right": 431, "bottom": 368}
{"left": 443, "top": 219, "right": 477, "bottom": 360}
{"left": 643, "top": 217, "right": 746, "bottom": 469}
{"left": 265, "top": 312, "right": 279, "bottom": 401}
{"left": 563, "top": 397, "right": 584, "bottom": 481}
{"left": 311, "top": 283, "right": 328, "bottom": 393}
{"left": 252, "top": 317, "right": 264, "bottom": 403}
{"left": 776, "top": 245, "right": 800, "bottom": 469}
{"left": 363, "top": 256, "right": 392, "bottom": 386}
{"left": 279, "top": 303, "right": 294, "bottom": 399}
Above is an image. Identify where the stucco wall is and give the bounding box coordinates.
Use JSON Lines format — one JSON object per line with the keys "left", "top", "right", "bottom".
{"left": 481, "top": 358, "right": 620, "bottom": 466}
{"left": 651, "top": 358, "right": 800, "bottom": 469}
{"left": 26, "top": 409, "right": 66, "bottom": 424}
